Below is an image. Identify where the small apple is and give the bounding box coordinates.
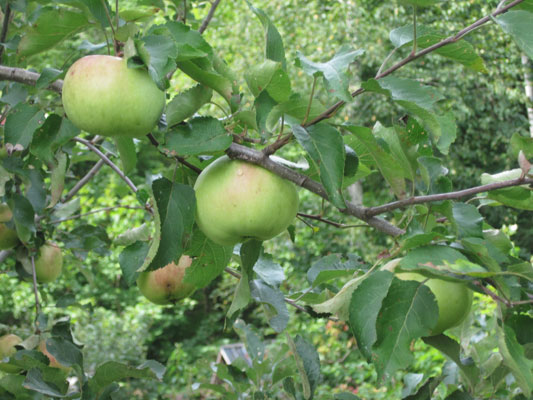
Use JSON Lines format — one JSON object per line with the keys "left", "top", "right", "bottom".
{"left": 137, "top": 255, "right": 195, "bottom": 305}
{"left": 38, "top": 340, "right": 71, "bottom": 374}
{"left": 0, "top": 204, "right": 18, "bottom": 250}
{"left": 194, "top": 156, "right": 299, "bottom": 246}
{"left": 0, "top": 334, "right": 22, "bottom": 373}
{"left": 62, "top": 55, "right": 165, "bottom": 138}
{"left": 34, "top": 243, "right": 63, "bottom": 283}
{"left": 396, "top": 271, "right": 473, "bottom": 336}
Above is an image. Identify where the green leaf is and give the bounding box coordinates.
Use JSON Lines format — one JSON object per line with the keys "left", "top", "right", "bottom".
{"left": 418, "top": 156, "right": 448, "bottom": 194}
{"left": 35, "top": 67, "right": 64, "bottom": 89}
{"left": 245, "top": 60, "right": 291, "bottom": 103}
{"left": 496, "top": 10, "right": 533, "bottom": 61}
{"left": 312, "top": 275, "right": 366, "bottom": 320}
{"left": 246, "top": 1, "right": 286, "bottom": 68}
{"left": 403, "top": 377, "right": 443, "bottom": 400}
{"left": 23, "top": 368, "right": 67, "bottom": 398}
{"left": 114, "top": 137, "right": 137, "bottom": 175}
{"left": 134, "top": 35, "right": 177, "bottom": 89}
{"left": 45, "top": 337, "right": 83, "bottom": 369}
{"left": 255, "top": 90, "right": 278, "bottom": 136}
{"left": 292, "top": 124, "right": 345, "bottom": 208}
{"left": 31, "top": 116, "right": 80, "bottom": 164}
{"left": 296, "top": 45, "right": 364, "bottom": 102}
{"left": 451, "top": 202, "right": 483, "bottom": 239}
{"left": 510, "top": 132, "right": 533, "bottom": 159}
{"left": 10, "top": 194, "right": 35, "bottom": 242}
{"left": 0, "top": 83, "right": 28, "bottom": 106}
{"left": 119, "top": 241, "right": 150, "bottom": 286}
{"left": 398, "top": 245, "right": 472, "bottom": 278}
{"left": 250, "top": 280, "right": 289, "bottom": 332}
{"left": 390, "top": 25, "right": 486, "bottom": 72}
{"left": 81, "top": 0, "right": 112, "bottom": 27}
{"left": 18, "top": 9, "right": 90, "bottom": 57}
{"left": 240, "top": 240, "right": 263, "bottom": 275}
{"left": 307, "top": 254, "right": 360, "bottom": 287}
{"left": 363, "top": 76, "right": 444, "bottom": 110}
{"left": 164, "top": 117, "right": 232, "bottom": 156}
{"left": 27, "top": 169, "right": 46, "bottom": 214}
{"left": 343, "top": 124, "right": 407, "bottom": 198}
{"left": 498, "top": 325, "right": 533, "bottom": 397}
{"left": 372, "top": 278, "right": 439, "bottom": 378}
{"left": 4, "top": 103, "right": 46, "bottom": 149}
{"left": 183, "top": 228, "right": 233, "bottom": 288}
{"left": 349, "top": 271, "right": 394, "bottom": 360}
{"left": 48, "top": 152, "right": 68, "bottom": 209}
{"left": 293, "top": 335, "right": 320, "bottom": 400}
{"left": 88, "top": 360, "right": 165, "bottom": 396}
{"left": 227, "top": 272, "right": 251, "bottom": 319}
{"left": 166, "top": 85, "right": 213, "bottom": 127}
{"left": 165, "top": 21, "right": 213, "bottom": 61}
{"left": 253, "top": 254, "right": 285, "bottom": 287}
{"left": 177, "top": 59, "right": 233, "bottom": 105}
{"left": 146, "top": 178, "right": 196, "bottom": 271}
{"left": 481, "top": 169, "right": 533, "bottom": 210}
{"left": 266, "top": 93, "right": 324, "bottom": 131}
{"left": 423, "top": 335, "right": 480, "bottom": 392}
{"left": 115, "top": 224, "right": 151, "bottom": 246}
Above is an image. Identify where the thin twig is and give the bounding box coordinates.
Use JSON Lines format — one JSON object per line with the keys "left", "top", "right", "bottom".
{"left": 199, "top": 0, "right": 221, "bottom": 34}
{"left": 305, "top": 0, "right": 525, "bottom": 127}
{"left": 365, "top": 177, "right": 533, "bottom": 217}
{"left": 0, "top": 3, "right": 12, "bottom": 63}
{"left": 262, "top": 134, "right": 292, "bottom": 156}
{"left": 73, "top": 137, "right": 138, "bottom": 193}
{"left": 302, "top": 76, "right": 318, "bottom": 125}
{"left": 100, "top": 0, "right": 119, "bottom": 55}
{"left": 63, "top": 159, "right": 105, "bottom": 203}
{"left": 50, "top": 205, "right": 145, "bottom": 224}
{"left": 297, "top": 212, "right": 370, "bottom": 229}
{"left": 31, "top": 256, "right": 41, "bottom": 333}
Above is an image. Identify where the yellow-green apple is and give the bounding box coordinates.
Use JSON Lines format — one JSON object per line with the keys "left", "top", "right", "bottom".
{"left": 137, "top": 255, "right": 195, "bottom": 305}
{"left": 62, "top": 55, "right": 165, "bottom": 138}
{"left": 0, "top": 204, "right": 18, "bottom": 250}
{"left": 34, "top": 243, "right": 63, "bottom": 283}
{"left": 0, "top": 334, "right": 22, "bottom": 373}
{"left": 194, "top": 156, "right": 299, "bottom": 246}
{"left": 396, "top": 271, "right": 473, "bottom": 336}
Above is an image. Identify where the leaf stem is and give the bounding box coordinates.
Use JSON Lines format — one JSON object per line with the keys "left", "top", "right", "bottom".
{"left": 199, "top": 0, "right": 222, "bottom": 34}
{"left": 302, "top": 76, "right": 318, "bottom": 126}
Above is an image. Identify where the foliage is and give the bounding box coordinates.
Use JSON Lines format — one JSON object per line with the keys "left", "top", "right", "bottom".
{"left": 0, "top": 0, "right": 533, "bottom": 399}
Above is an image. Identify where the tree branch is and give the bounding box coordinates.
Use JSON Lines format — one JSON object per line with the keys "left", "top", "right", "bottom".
{"left": 198, "top": 0, "right": 221, "bottom": 34}
{"left": 226, "top": 143, "right": 405, "bottom": 237}
{"left": 0, "top": 65, "right": 63, "bottom": 92}
{"left": 305, "top": 0, "right": 525, "bottom": 127}
{"left": 63, "top": 159, "right": 105, "bottom": 203}
{"left": 147, "top": 133, "right": 203, "bottom": 174}
{"left": 0, "top": 4, "right": 12, "bottom": 63}
{"left": 365, "top": 176, "right": 533, "bottom": 217}
{"left": 297, "top": 212, "right": 370, "bottom": 229}
{"left": 50, "top": 205, "right": 146, "bottom": 224}
{"left": 73, "top": 137, "right": 138, "bottom": 194}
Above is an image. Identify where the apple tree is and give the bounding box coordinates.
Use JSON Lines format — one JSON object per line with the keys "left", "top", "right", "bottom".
{"left": 0, "top": 0, "right": 532, "bottom": 398}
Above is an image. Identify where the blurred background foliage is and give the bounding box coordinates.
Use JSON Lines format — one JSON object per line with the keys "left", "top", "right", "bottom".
{"left": 0, "top": 0, "right": 531, "bottom": 398}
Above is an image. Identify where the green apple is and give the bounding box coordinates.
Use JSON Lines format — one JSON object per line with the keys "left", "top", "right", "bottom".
{"left": 0, "top": 204, "right": 18, "bottom": 250}
{"left": 38, "top": 340, "right": 71, "bottom": 374}
{"left": 194, "top": 156, "right": 299, "bottom": 246}
{"left": 34, "top": 243, "right": 63, "bottom": 283}
{"left": 0, "top": 334, "right": 22, "bottom": 373}
{"left": 396, "top": 271, "right": 473, "bottom": 336}
{"left": 62, "top": 55, "right": 165, "bottom": 138}
{"left": 137, "top": 255, "right": 195, "bottom": 305}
